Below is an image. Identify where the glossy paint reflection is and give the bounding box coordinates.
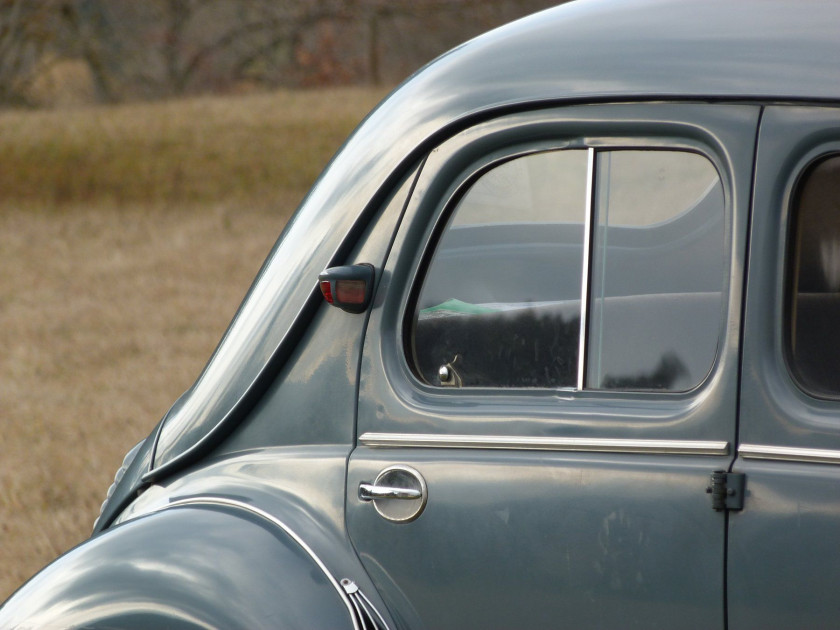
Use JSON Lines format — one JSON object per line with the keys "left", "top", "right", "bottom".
{"left": 0, "top": 506, "right": 353, "bottom": 629}
{"left": 108, "top": 444, "right": 394, "bottom": 628}
{"left": 348, "top": 448, "right": 725, "bottom": 629}
{"left": 728, "top": 460, "right": 840, "bottom": 629}
{"left": 153, "top": 0, "right": 838, "bottom": 471}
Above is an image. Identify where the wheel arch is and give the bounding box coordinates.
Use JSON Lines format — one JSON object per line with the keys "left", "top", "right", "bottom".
{"left": 1, "top": 500, "right": 361, "bottom": 629}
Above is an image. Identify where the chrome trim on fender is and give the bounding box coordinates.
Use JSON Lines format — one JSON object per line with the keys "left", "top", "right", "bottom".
{"left": 739, "top": 444, "right": 840, "bottom": 465}
{"left": 360, "top": 432, "right": 729, "bottom": 456}
{"left": 341, "top": 579, "right": 390, "bottom": 630}
{"left": 158, "top": 497, "right": 364, "bottom": 630}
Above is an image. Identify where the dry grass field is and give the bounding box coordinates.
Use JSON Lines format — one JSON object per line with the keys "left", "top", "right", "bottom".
{"left": 0, "top": 86, "right": 388, "bottom": 601}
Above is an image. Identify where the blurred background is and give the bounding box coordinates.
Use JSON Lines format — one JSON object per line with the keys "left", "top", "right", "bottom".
{"left": 0, "top": 0, "right": 562, "bottom": 601}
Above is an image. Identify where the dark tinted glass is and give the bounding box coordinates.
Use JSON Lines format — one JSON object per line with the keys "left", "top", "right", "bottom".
{"left": 788, "top": 156, "right": 840, "bottom": 396}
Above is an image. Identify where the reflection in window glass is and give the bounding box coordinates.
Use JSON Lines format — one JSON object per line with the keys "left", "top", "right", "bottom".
{"left": 587, "top": 151, "right": 724, "bottom": 390}
{"left": 413, "top": 151, "right": 588, "bottom": 387}
{"left": 788, "top": 156, "right": 840, "bottom": 396}
{"left": 452, "top": 152, "right": 588, "bottom": 226}
{"left": 410, "top": 148, "right": 725, "bottom": 391}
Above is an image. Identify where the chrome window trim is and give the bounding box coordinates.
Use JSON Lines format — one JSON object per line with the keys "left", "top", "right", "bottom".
{"left": 360, "top": 432, "right": 729, "bottom": 456}
{"left": 739, "top": 444, "right": 840, "bottom": 465}
{"left": 577, "top": 147, "right": 596, "bottom": 390}
{"left": 157, "top": 497, "right": 363, "bottom": 630}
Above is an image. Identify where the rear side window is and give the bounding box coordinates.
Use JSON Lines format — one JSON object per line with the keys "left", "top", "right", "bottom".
{"left": 787, "top": 155, "right": 840, "bottom": 396}
{"left": 409, "top": 148, "right": 725, "bottom": 391}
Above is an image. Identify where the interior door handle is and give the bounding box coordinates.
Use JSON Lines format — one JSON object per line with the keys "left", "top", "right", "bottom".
{"left": 358, "top": 483, "right": 421, "bottom": 501}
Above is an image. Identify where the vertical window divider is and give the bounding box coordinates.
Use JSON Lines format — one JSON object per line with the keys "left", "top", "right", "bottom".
{"left": 577, "top": 147, "right": 596, "bottom": 390}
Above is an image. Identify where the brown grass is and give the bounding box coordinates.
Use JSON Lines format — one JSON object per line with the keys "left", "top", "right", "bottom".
{"left": 0, "top": 88, "right": 386, "bottom": 208}
{"left": 0, "top": 86, "right": 388, "bottom": 601}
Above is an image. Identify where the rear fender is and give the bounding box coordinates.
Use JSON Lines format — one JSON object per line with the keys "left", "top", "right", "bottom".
{"left": 1, "top": 502, "right": 363, "bottom": 629}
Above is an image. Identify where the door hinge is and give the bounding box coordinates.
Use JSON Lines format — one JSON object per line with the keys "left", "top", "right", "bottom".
{"left": 705, "top": 471, "right": 746, "bottom": 511}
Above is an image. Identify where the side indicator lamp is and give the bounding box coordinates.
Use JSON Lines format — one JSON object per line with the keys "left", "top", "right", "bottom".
{"left": 318, "top": 263, "right": 375, "bottom": 314}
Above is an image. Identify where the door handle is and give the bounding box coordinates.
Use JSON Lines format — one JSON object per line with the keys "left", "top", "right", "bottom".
{"left": 359, "top": 483, "right": 421, "bottom": 501}
{"left": 358, "top": 465, "right": 428, "bottom": 523}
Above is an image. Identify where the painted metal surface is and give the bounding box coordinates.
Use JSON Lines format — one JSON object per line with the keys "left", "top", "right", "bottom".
{"left": 117, "top": 446, "right": 395, "bottom": 628}
{"left": 738, "top": 107, "right": 840, "bottom": 451}
{"left": 350, "top": 450, "right": 728, "bottom": 629}
{"left": 347, "top": 102, "right": 757, "bottom": 628}
{"left": 117, "top": 445, "right": 392, "bottom": 625}
{"left": 728, "top": 461, "right": 840, "bottom": 629}
{"left": 730, "top": 106, "right": 840, "bottom": 629}
{"left": 94, "top": 429, "right": 157, "bottom": 533}
{"left": 94, "top": 163, "right": 418, "bottom": 533}
{"left": 149, "top": 0, "right": 840, "bottom": 480}
{"left": 0, "top": 503, "right": 355, "bottom": 629}
{"left": 160, "top": 497, "right": 365, "bottom": 630}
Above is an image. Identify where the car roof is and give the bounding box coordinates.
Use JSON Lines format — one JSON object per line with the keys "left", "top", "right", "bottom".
{"left": 409, "top": 0, "right": 840, "bottom": 109}
{"left": 333, "top": 0, "right": 840, "bottom": 235}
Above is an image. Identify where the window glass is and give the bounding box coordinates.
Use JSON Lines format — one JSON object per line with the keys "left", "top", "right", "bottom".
{"left": 587, "top": 151, "right": 724, "bottom": 390}
{"left": 412, "top": 151, "right": 588, "bottom": 387}
{"left": 410, "top": 148, "right": 725, "bottom": 391}
{"left": 788, "top": 155, "right": 840, "bottom": 396}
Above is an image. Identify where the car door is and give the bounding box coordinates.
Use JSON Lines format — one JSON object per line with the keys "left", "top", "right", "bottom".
{"left": 347, "top": 103, "right": 759, "bottom": 629}
{"left": 729, "top": 106, "right": 840, "bottom": 629}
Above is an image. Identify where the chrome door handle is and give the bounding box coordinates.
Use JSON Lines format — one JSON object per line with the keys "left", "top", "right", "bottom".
{"left": 359, "top": 483, "right": 421, "bottom": 501}
{"left": 358, "top": 465, "right": 428, "bottom": 523}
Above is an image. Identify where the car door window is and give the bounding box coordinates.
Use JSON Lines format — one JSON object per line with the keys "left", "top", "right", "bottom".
{"left": 412, "top": 150, "right": 588, "bottom": 388}
{"left": 410, "top": 148, "right": 724, "bottom": 391}
{"left": 588, "top": 150, "right": 723, "bottom": 390}
{"left": 787, "top": 154, "right": 840, "bottom": 396}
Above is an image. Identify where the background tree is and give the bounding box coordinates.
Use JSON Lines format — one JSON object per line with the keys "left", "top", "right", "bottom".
{"left": 0, "top": 0, "right": 60, "bottom": 106}
{"left": 2, "top": 0, "right": 563, "bottom": 107}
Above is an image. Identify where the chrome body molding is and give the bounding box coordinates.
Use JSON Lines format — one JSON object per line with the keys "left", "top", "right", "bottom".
{"left": 158, "top": 497, "right": 364, "bottom": 630}
{"left": 340, "top": 579, "right": 390, "bottom": 630}
{"left": 359, "top": 433, "right": 729, "bottom": 456}
{"left": 739, "top": 444, "right": 840, "bottom": 465}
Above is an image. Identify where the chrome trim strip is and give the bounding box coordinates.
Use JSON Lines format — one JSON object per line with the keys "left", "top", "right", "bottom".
{"left": 360, "top": 432, "right": 729, "bottom": 456}
{"left": 158, "top": 497, "right": 361, "bottom": 630}
{"left": 577, "top": 147, "right": 596, "bottom": 390}
{"left": 341, "top": 579, "right": 391, "bottom": 630}
{"left": 739, "top": 444, "right": 840, "bottom": 465}
{"left": 356, "top": 586, "right": 390, "bottom": 630}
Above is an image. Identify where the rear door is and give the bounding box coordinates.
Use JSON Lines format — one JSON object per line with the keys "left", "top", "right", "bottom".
{"left": 347, "top": 103, "right": 758, "bottom": 629}
{"left": 730, "top": 106, "right": 840, "bottom": 629}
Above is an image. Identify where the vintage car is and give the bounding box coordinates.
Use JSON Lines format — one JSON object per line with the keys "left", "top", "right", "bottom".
{"left": 4, "top": 0, "right": 840, "bottom": 627}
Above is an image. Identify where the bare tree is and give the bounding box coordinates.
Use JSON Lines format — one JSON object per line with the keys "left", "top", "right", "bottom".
{"left": 59, "top": 0, "right": 118, "bottom": 102}
{"left": 57, "top": 0, "right": 355, "bottom": 98}
{"left": 359, "top": 0, "right": 560, "bottom": 86}
{"left": 0, "top": 0, "right": 58, "bottom": 106}
{"left": 0, "top": 0, "right": 563, "bottom": 107}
